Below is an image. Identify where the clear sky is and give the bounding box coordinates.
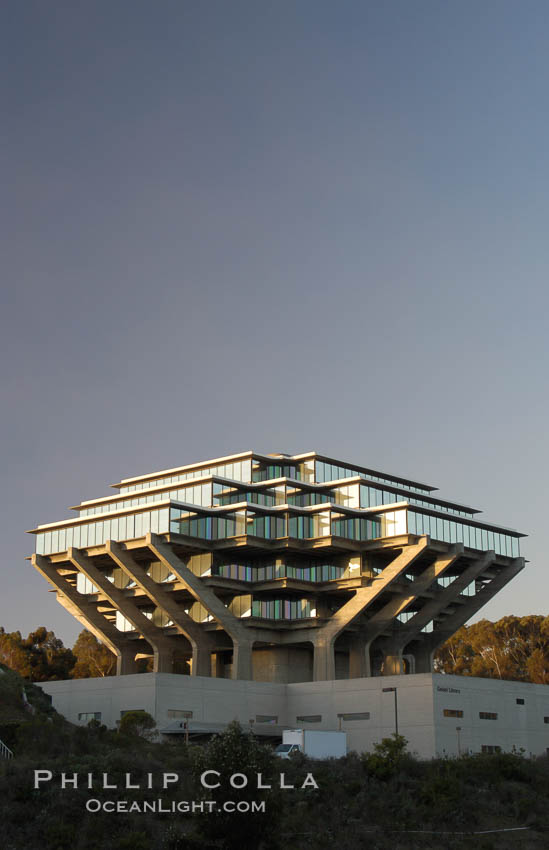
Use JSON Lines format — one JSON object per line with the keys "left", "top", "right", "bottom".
{"left": 2, "top": 0, "right": 548, "bottom": 646}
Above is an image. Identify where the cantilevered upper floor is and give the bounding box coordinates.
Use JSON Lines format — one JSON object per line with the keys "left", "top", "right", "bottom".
{"left": 29, "top": 450, "right": 523, "bottom": 558}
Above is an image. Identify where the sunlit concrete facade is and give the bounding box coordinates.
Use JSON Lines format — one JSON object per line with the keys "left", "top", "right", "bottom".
{"left": 28, "top": 451, "right": 525, "bottom": 683}
{"left": 40, "top": 673, "right": 549, "bottom": 759}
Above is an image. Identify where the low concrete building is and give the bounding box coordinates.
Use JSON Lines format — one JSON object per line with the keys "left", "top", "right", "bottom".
{"left": 40, "top": 673, "right": 549, "bottom": 759}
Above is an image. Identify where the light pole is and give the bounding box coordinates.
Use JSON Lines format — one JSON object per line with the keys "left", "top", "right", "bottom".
{"left": 382, "top": 686, "right": 398, "bottom": 737}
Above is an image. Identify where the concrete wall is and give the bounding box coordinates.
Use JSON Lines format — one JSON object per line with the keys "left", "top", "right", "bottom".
{"left": 40, "top": 673, "right": 286, "bottom": 732}
{"left": 432, "top": 674, "right": 549, "bottom": 758}
{"left": 40, "top": 673, "right": 549, "bottom": 759}
{"left": 287, "top": 674, "right": 437, "bottom": 758}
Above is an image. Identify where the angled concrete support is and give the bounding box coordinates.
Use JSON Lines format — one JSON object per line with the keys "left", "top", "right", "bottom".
{"left": 32, "top": 554, "right": 138, "bottom": 675}
{"left": 146, "top": 534, "right": 257, "bottom": 680}
{"left": 363, "top": 545, "right": 462, "bottom": 644}
{"left": 68, "top": 547, "right": 180, "bottom": 674}
{"left": 424, "top": 557, "right": 525, "bottom": 655}
{"left": 105, "top": 541, "right": 213, "bottom": 677}
{"left": 375, "top": 552, "right": 523, "bottom": 675}
{"left": 312, "top": 538, "right": 429, "bottom": 680}
{"left": 376, "top": 550, "right": 498, "bottom": 669}
{"left": 362, "top": 545, "right": 463, "bottom": 675}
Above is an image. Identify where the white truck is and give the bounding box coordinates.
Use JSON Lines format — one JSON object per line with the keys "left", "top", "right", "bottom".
{"left": 274, "top": 729, "right": 347, "bottom": 759}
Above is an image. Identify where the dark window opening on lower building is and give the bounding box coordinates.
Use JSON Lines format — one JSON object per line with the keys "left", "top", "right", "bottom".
{"left": 481, "top": 745, "right": 501, "bottom": 754}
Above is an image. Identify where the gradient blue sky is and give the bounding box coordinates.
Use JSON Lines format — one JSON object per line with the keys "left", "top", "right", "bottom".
{"left": 2, "top": 0, "right": 548, "bottom": 646}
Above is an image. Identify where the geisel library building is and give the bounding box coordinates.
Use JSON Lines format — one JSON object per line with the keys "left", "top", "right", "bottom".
{"left": 29, "top": 451, "right": 549, "bottom": 758}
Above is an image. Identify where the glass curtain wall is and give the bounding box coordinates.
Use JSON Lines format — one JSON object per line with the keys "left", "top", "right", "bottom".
{"left": 119, "top": 458, "right": 252, "bottom": 493}
{"left": 408, "top": 511, "right": 520, "bottom": 556}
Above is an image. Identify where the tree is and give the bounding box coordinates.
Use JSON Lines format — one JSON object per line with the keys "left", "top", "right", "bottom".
{"left": 362, "top": 733, "right": 409, "bottom": 779}
{"left": 22, "top": 627, "right": 76, "bottom": 681}
{"left": 192, "top": 721, "right": 281, "bottom": 850}
{"left": 118, "top": 710, "right": 156, "bottom": 740}
{"left": 434, "top": 615, "right": 549, "bottom": 683}
{"left": 0, "top": 629, "right": 31, "bottom": 678}
{"left": 526, "top": 647, "right": 549, "bottom": 685}
{"left": 0, "top": 627, "right": 75, "bottom": 681}
{"left": 71, "top": 630, "right": 117, "bottom": 678}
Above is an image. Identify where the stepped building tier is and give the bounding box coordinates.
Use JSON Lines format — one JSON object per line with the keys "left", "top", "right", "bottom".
{"left": 27, "top": 451, "right": 525, "bottom": 682}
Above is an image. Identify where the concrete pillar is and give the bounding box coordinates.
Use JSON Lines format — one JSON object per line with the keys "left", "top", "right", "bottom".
{"left": 412, "top": 643, "right": 433, "bottom": 674}
{"left": 348, "top": 637, "right": 368, "bottom": 679}
{"left": 313, "top": 637, "right": 335, "bottom": 681}
{"left": 106, "top": 541, "right": 212, "bottom": 678}
{"left": 154, "top": 645, "right": 174, "bottom": 674}
{"left": 147, "top": 534, "right": 260, "bottom": 681}
{"left": 232, "top": 639, "right": 254, "bottom": 681}
{"left": 310, "top": 538, "right": 429, "bottom": 681}
{"left": 191, "top": 643, "right": 212, "bottom": 677}
{"left": 383, "top": 654, "right": 405, "bottom": 675}
{"left": 211, "top": 652, "right": 225, "bottom": 678}
{"left": 116, "top": 646, "right": 138, "bottom": 676}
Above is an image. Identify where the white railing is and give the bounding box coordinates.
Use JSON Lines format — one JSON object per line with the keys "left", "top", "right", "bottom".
{"left": 0, "top": 738, "right": 13, "bottom": 759}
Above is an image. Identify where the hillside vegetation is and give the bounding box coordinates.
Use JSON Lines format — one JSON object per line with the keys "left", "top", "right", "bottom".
{"left": 0, "top": 684, "right": 548, "bottom": 850}
{"left": 2, "top": 614, "right": 549, "bottom": 849}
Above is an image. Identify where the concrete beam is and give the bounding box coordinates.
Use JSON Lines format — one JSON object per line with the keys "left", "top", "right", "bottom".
{"left": 312, "top": 537, "right": 429, "bottom": 680}
{"left": 105, "top": 540, "right": 212, "bottom": 677}
{"left": 375, "top": 552, "right": 523, "bottom": 675}
{"left": 381, "top": 550, "right": 498, "bottom": 656}
{"left": 362, "top": 545, "right": 463, "bottom": 646}
{"left": 68, "top": 547, "right": 180, "bottom": 674}
{"left": 425, "top": 557, "right": 525, "bottom": 654}
{"left": 32, "top": 554, "right": 138, "bottom": 675}
{"left": 146, "top": 534, "right": 255, "bottom": 680}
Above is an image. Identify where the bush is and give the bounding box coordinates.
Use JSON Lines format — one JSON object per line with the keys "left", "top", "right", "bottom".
{"left": 118, "top": 710, "right": 156, "bottom": 740}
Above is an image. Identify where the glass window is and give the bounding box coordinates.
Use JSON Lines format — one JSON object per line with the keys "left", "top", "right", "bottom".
{"left": 78, "top": 712, "right": 101, "bottom": 723}
{"left": 337, "top": 712, "right": 370, "bottom": 721}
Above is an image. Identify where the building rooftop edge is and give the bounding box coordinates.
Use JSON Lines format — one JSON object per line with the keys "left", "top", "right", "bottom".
{"left": 110, "top": 449, "right": 438, "bottom": 493}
